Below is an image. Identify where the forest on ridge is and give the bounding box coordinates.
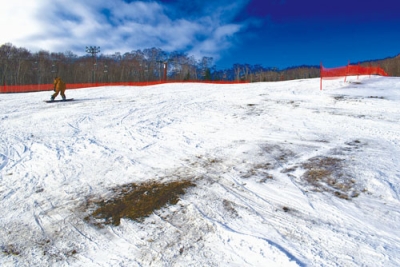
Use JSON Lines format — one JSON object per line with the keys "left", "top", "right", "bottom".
{"left": 1, "top": 43, "right": 399, "bottom": 86}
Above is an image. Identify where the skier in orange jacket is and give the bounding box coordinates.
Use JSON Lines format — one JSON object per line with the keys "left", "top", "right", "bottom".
{"left": 51, "top": 77, "right": 67, "bottom": 101}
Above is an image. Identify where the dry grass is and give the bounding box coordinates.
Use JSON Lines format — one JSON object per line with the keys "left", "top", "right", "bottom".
{"left": 1, "top": 244, "right": 20, "bottom": 256}
{"left": 85, "top": 180, "right": 195, "bottom": 226}
{"left": 222, "top": 199, "right": 239, "bottom": 218}
{"left": 368, "top": 96, "right": 385, "bottom": 99}
{"left": 302, "top": 156, "right": 359, "bottom": 200}
{"left": 239, "top": 145, "right": 297, "bottom": 182}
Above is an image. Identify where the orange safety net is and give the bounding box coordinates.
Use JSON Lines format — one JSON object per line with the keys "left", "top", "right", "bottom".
{"left": 0, "top": 80, "right": 248, "bottom": 94}
{"left": 320, "top": 63, "right": 388, "bottom": 90}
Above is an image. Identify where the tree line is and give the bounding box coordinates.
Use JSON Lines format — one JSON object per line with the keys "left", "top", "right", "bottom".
{"left": 358, "top": 55, "right": 400, "bottom": 77}
{"left": 0, "top": 42, "right": 398, "bottom": 86}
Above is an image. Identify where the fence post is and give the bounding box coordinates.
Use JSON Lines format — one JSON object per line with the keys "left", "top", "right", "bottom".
{"left": 320, "top": 62, "right": 323, "bottom": 90}
{"left": 369, "top": 63, "right": 371, "bottom": 78}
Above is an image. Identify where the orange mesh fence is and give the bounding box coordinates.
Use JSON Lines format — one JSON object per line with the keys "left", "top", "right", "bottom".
{"left": 0, "top": 80, "right": 248, "bottom": 94}
{"left": 320, "top": 63, "right": 388, "bottom": 90}
{"left": 0, "top": 84, "right": 53, "bottom": 94}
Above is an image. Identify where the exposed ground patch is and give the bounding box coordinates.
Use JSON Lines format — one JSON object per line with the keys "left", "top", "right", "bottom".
{"left": 84, "top": 180, "right": 196, "bottom": 226}
{"left": 1, "top": 244, "right": 20, "bottom": 256}
{"left": 367, "top": 96, "right": 385, "bottom": 99}
{"left": 0, "top": 222, "right": 81, "bottom": 264}
{"left": 237, "top": 144, "right": 296, "bottom": 182}
{"left": 245, "top": 103, "right": 264, "bottom": 116}
{"left": 332, "top": 95, "right": 362, "bottom": 102}
{"left": 301, "top": 156, "right": 359, "bottom": 200}
{"left": 333, "top": 94, "right": 385, "bottom": 102}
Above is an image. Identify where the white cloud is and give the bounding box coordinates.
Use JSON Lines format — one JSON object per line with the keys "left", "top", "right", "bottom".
{"left": 0, "top": 0, "right": 248, "bottom": 60}
{"left": 0, "top": 1, "right": 45, "bottom": 45}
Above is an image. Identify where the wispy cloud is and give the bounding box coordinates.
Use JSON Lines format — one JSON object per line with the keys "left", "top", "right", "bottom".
{"left": 0, "top": 0, "right": 251, "bottom": 61}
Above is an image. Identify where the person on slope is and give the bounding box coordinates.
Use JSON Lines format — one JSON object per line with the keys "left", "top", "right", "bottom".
{"left": 51, "top": 77, "right": 67, "bottom": 101}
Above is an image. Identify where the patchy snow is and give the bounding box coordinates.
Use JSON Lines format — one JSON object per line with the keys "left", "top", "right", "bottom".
{"left": 1, "top": 76, "right": 399, "bottom": 266}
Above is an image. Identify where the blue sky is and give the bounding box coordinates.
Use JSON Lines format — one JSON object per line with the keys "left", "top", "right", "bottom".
{"left": 0, "top": 0, "right": 399, "bottom": 69}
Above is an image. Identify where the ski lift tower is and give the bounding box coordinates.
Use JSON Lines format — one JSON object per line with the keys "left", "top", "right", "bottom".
{"left": 85, "top": 46, "right": 100, "bottom": 83}
{"left": 163, "top": 61, "right": 168, "bottom": 81}
{"left": 156, "top": 59, "right": 169, "bottom": 81}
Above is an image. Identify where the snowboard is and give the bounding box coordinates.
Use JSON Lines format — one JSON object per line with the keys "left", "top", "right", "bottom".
{"left": 44, "top": 98, "right": 74, "bottom": 103}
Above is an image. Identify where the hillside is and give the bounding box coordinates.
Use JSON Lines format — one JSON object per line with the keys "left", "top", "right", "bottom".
{"left": 1, "top": 76, "right": 400, "bottom": 266}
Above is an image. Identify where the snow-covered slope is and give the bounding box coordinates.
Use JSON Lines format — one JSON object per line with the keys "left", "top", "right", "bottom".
{"left": 1, "top": 76, "right": 399, "bottom": 266}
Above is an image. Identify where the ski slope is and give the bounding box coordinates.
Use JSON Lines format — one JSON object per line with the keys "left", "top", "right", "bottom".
{"left": 1, "top": 76, "right": 399, "bottom": 266}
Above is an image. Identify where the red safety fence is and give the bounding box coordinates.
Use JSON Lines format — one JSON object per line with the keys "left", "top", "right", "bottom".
{"left": 320, "top": 62, "right": 388, "bottom": 90}
{"left": 0, "top": 80, "right": 249, "bottom": 94}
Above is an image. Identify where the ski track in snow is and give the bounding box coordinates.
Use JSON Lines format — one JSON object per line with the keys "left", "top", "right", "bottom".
{"left": 0, "top": 76, "right": 400, "bottom": 266}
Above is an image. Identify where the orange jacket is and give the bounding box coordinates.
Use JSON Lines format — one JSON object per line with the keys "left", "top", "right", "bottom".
{"left": 53, "top": 77, "right": 66, "bottom": 90}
